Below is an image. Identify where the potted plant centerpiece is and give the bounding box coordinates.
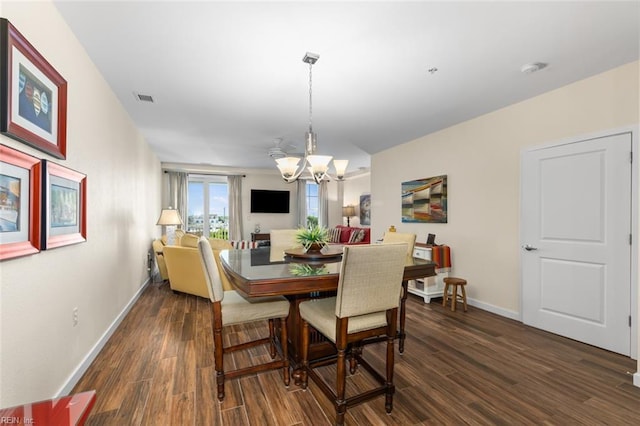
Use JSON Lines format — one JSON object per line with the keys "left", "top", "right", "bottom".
{"left": 296, "top": 225, "right": 329, "bottom": 253}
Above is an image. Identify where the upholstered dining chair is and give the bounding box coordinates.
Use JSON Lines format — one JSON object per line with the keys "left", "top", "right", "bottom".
{"left": 298, "top": 243, "right": 408, "bottom": 426}
{"left": 270, "top": 229, "right": 302, "bottom": 248}
{"left": 382, "top": 231, "right": 416, "bottom": 256}
{"left": 381, "top": 231, "right": 416, "bottom": 353}
{"left": 197, "top": 237, "right": 291, "bottom": 401}
{"left": 269, "top": 229, "right": 303, "bottom": 262}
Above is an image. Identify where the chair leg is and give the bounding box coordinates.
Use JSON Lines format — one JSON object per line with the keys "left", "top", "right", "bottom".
{"left": 451, "top": 284, "right": 457, "bottom": 311}
{"left": 461, "top": 285, "right": 468, "bottom": 312}
{"left": 385, "top": 333, "right": 395, "bottom": 414}
{"left": 213, "top": 325, "right": 226, "bottom": 401}
{"left": 385, "top": 309, "right": 397, "bottom": 414}
{"left": 268, "top": 318, "right": 276, "bottom": 359}
{"left": 335, "top": 320, "right": 349, "bottom": 426}
{"left": 442, "top": 283, "right": 450, "bottom": 307}
{"left": 300, "top": 320, "right": 309, "bottom": 390}
{"left": 349, "top": 343, "right": 362, "bottom": 374}
{"left": 280, "top": 317, "right": 290, "bottom": 386}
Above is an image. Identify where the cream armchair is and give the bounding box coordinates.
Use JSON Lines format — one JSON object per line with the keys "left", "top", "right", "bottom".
{"left": 162, "top": 234, "right": 235, "bottom": 298}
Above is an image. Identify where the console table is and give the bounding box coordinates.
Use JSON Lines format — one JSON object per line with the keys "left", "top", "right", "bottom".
{"left": 250, "top": 232, "right": 270, "bottom": 246}
{"left": 409, "top": 243, "right": 449, "bottom": 302}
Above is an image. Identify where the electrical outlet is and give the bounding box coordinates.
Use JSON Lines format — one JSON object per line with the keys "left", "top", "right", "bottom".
{"left": 73, "top": 307, "right": 79, "bottom": 327}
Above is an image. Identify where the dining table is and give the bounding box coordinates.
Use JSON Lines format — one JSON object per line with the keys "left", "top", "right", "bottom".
{"left": 220, "top": 245, "right": 437, "bottom": 380}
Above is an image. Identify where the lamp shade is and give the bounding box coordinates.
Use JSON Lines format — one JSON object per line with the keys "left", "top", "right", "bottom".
{"left": 342, "top": 205, "right": 356, "bottom": 218}
{"left": 156, "top": 208, "right": 183, "bottom": 226}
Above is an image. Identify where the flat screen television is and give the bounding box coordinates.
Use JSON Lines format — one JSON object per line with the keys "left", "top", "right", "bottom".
{"left": 250, "top": 189, "right": 290, "bottom": 213}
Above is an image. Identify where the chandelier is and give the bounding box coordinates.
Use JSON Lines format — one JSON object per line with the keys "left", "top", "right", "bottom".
{"left": 276, "top": 52, "right": 348, "bottom": 184}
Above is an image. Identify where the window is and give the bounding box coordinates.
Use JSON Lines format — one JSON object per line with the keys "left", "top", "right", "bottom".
{"left": 306, "top": 181, "right": 318, "bottom": 227}
{"left": 187, "top": 176, "right": 229, "bottom": 239}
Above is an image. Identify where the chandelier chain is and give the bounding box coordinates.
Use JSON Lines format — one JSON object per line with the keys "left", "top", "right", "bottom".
{"left": 308, "top": 61, "right": 313, "bottom": 133}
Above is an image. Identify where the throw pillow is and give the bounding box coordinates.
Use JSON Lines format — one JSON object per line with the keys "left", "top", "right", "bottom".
{"left": 180, "top": 233, "right": 199, "bottom": 248}
{"left": 230, "top": 240, "right": 259, "bottom": 249}
{"left": 328, "top": 227, "right": 342, "bottom": 243}
{"left": 348, "top": 228, "right": 365, "bottom": 243}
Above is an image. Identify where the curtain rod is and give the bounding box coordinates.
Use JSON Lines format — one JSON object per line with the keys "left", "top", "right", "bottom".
{"left": 163, "top": 170, "right": 245, "bottom": 177}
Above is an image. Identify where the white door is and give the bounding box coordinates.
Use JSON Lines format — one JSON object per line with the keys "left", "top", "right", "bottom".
{"left": 521, "top": 132, "right": 631, "bottom": 355}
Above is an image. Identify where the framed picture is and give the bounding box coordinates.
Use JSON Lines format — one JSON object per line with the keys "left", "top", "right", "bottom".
{"left": 359, "top": 194, "right": 371, "bottom": 226}
{"left": 42, "top": 160, "right": 86, "bottom": 249}
{"left": 0, "top": 144, "right": 42, "bottom": 260}
{"left": 0, "top": 18, "right": 67, "bottom": 159}
{"left": 401, "top": 175, "right": 448, "bottom": 223}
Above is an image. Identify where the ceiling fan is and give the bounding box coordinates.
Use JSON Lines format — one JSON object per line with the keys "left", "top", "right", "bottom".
{"left": 267, "top": 138, "right": 299, "bottom": 160}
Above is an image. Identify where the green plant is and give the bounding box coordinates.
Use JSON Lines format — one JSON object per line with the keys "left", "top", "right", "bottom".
{"left": 295, "top": 225, "right": 329, "bottom": 250}
{"left": 289, "top": 264, "right": 329, "bottom": 276}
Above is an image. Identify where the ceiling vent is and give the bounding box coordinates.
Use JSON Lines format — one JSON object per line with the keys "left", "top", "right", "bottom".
{"left": 134, "top": 92, "right": 155, "bottom": 103}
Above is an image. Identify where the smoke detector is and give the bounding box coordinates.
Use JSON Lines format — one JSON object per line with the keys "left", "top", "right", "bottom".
{"left": 521, "top": 62, "right": 548, "bottom": 74}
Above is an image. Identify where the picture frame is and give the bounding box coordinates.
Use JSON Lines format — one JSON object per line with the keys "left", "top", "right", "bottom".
{"left": 0, "top": 144, "right": 42, "bottom": 260}
{"left": 401, "top": 175, "right": 448, "bottom": 223}
{"left": 41, "top": 160, "right": 86, "bottom": 250}
{"left": 359, "top": 194, "right": 371, "bottom": 226}
{"left": 0, "top": 18, "right": 67, "bottom": 159}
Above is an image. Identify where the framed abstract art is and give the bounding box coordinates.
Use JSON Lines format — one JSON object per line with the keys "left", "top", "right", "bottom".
{"left": 359, "top": 194, "right": 371, "bottom": 226}
{"left": 0, "top": 18, "right": 68, "bottom": 159}
{"left": 401, "top": 175, "right": 448, "bottom": 223}
{"left": 41, "top": 160, "right": 86, "bottom": 249}
{"left": 0, "top": 144, "right": 42, "bottom": 260}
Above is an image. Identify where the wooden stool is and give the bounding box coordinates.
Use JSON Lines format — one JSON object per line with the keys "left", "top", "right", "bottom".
{"left": 443, "top": 277, "right": 467, "bottom": 312}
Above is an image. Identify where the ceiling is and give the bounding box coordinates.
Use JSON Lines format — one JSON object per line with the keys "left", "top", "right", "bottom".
{"left": 53, "top": 1, "right": 640, "bottom": 174}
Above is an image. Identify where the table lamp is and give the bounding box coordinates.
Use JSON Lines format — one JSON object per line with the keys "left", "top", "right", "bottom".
{"left": 342, "top": 205, "right": 356, "bottom": 227}
{"left": 157, "top": 207, "right": 183, "bottom": 245}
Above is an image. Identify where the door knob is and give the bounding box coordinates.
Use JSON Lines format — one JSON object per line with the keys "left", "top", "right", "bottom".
{"left": 522, "top": 244, "right": 538, "bottom": 251}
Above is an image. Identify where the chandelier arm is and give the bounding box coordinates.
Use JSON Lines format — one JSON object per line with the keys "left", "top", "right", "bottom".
{"left": 281, "top": 157, "right": 309, "bottom": 183}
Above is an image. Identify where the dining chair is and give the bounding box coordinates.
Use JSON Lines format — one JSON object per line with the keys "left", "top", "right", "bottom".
{"left": 381, "top": 231, "right": 416, "bottom": 354}
{"left": 381, "top": 231, "right": 416, "bottom": 256}
{"left": 197, "top": 237, "right": 291, "bottom": 401}
{"left": 269, "top": 229, "right": 302, "bottom": 249}
{"left": 298, "top": 243, "right": 408, "bottom": 426}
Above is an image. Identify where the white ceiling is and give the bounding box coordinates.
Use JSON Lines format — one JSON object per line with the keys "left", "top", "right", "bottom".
{"left": 53, "top": 1, "right": 639, "bottom": 174}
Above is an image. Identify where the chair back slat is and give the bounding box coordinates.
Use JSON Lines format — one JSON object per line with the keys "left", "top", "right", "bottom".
{"left": 197, "top": 237, "right": 224, "bottom": 302}
{"left": 335, "top": 244, "right": 407, "bottom": 318}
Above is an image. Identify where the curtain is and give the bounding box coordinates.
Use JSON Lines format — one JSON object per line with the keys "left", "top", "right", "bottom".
{"left": 296, "top": 179, "right": 307, "bottom": 228}
{"left": 318, "top": 180, "right": 329, "bottom": 228}
{"left": 167, "top": 171, "right": 188, "bottom": 228}
{"left": 228, "top": 175, "right": 243, "bottom": 241}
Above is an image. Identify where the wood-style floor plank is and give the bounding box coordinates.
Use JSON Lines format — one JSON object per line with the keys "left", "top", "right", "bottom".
{"left": 73, "top": 281, "right": 640, "bottom": 425}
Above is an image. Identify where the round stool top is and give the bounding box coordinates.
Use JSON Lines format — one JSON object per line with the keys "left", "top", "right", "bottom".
{"left": 444, "top": 277, "right": 467, "bottom": 285}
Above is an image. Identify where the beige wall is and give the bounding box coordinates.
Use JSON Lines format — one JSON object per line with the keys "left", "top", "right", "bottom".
{"left": 372, "top": 61, "right": 639, "bottom": 371}
{"left": 343, "top": 173, "right": 371, "bottom": 228}
{"left": 0, "top": 1, "right": 161, "bottom": 406}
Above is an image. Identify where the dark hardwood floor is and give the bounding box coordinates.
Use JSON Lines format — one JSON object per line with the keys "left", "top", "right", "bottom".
{"left": 72, "top": 280, "right": 640, "bottom": 425}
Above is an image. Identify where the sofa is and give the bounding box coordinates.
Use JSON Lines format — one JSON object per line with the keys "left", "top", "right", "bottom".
{"left": 328, "top": 225, "right": 371, "bottom": 245}
{"left": 156, "top": 233, "right": 234, "bottom": 298}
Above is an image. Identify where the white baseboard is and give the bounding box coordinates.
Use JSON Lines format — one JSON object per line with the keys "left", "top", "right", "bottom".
{"left": 467, "top": 297, "right": 520, "bottom": 321}
{"left": 634, "top": 372, "right": 640, "bottom": 388}
{"left": 56, "top": 278, "right": 150, "bottom": 396}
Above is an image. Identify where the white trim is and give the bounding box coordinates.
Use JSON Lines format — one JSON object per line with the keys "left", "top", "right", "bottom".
{"left": 634, "top": 372, "right": 640, "bottom": 388}
{"left": 55, "top": 279, "right": 151, "bottom": 396}
{"left": 467, "top": 298, "right": 520, "bottom": 321}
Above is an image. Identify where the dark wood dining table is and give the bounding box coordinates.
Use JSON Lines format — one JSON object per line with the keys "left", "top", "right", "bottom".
{"left": 220, "top": 245, "right": 437, "bottom": 375}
